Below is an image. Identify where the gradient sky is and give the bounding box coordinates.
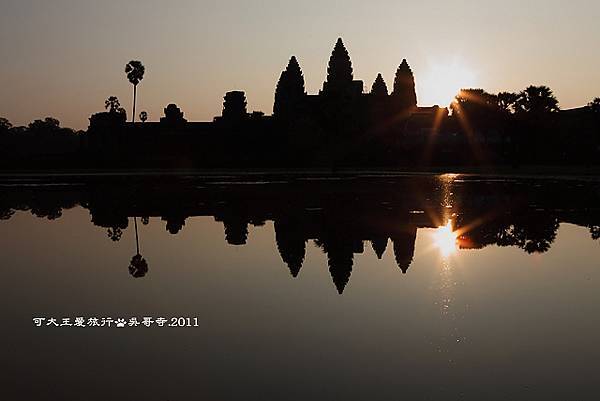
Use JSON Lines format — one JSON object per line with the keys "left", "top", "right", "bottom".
{"left": 1, "top": 0, "right": 599, "bottom": 129}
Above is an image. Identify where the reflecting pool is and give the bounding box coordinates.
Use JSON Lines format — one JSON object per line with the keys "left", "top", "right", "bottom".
{"left": 1, "top": 174, "right": 599, "bottom": 400}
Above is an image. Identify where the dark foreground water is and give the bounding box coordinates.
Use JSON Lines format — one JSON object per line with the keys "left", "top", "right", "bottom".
{"left": 1, "top": 173, "right": 599, "bottom": 400}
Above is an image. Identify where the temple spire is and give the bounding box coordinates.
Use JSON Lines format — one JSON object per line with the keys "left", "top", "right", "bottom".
{"left": 371, "top": 73, "right": 388, "bottom": 97}
{"left": 324, "top": 38, "right": 353, "bottom": 93}
{"left": 274, "top": 56, "right": 306, "bottom": 117}
{"left": 392, "top": 59, "right": 417, "bottom": 110}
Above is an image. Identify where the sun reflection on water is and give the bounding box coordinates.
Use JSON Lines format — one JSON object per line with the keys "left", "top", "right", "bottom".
{"left": 432, "top": 220, "right": 458, "bottom": 257}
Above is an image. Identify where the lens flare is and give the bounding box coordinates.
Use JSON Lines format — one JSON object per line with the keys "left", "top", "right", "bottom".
{"left": 420, "top": 59, "right": 478, "bottom": 107}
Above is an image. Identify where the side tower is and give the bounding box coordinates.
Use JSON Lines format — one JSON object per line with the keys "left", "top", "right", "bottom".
{"left": 273, "top": 56, "right": 306, "bottom": 120}
{"left": 371, "top": 73, "right": 389, "bottom": 97}
{"left": 391, "top": 59, "right": 417, "bottom": 112}
{"left": 222, "top": 91, "right": 248, "bottom": 123}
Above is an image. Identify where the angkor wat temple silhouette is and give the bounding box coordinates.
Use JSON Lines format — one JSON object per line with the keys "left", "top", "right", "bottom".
{"left": 87, "top": 38, "right": 448, "bottom": 168}
{"left": 2, "top": 38, "right": 598, "bottom": 170}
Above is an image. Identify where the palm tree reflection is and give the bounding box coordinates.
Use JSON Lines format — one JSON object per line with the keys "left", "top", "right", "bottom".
{"left": 128, "top": 217, "right": 149, "bottom": 278}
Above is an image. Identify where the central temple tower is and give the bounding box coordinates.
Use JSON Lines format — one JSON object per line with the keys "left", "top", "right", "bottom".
{"left": 321, "top": 38, "right": 363, "bottom": 98}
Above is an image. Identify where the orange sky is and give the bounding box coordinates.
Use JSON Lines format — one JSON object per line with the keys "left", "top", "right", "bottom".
{"left": 1, "top": 0, "right": 599, "bottom": 129}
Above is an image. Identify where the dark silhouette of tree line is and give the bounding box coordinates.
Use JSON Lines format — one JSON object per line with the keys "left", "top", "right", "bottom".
{"left": 446, "top": 85, "right": 579, "bottom": 165}
{"left": 1, "top": 175, "right": 598, "bottom": 291}
{"left": 1, "top": 42, "right": 599, "bottom": 170}
{"left": 0, "top": 116, "right": 83, "bottom": 168}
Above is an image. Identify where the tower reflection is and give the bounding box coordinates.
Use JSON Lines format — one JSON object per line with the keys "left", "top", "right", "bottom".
{"left": 0, "top": 175, "right": 598, "bottom": 292}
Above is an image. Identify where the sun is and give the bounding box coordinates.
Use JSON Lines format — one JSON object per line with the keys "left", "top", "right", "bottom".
{"left": 419, "top": 59, "right": 477, "bottom": 107}
{"left": 432, "top": 220, "right": 458, "bottom": 257}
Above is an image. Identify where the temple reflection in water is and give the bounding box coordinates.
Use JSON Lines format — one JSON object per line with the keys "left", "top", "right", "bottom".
{"left": 1, "top": 174, "right": 598, "bottom": 293}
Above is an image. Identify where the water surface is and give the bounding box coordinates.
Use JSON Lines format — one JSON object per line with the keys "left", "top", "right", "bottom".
{"left": 2, "top": 174, "right": 599, "bottom": 400}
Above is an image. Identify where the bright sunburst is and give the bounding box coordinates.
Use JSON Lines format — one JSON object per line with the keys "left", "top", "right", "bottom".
{"left": 420, "top": 59, "right": 477, "bottom": 107}
{"left": 432, "top": 220, "right": 458, "bottom": 257}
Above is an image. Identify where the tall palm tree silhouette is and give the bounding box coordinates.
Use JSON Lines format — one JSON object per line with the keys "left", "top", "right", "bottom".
{"left": 125, "top": 60, "right": 145, "bottom": 123}
{"left": 128, "top": 216, "right": 149, "bottom": 278}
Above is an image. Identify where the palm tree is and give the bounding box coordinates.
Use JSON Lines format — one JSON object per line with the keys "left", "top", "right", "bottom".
{"left": 515, "top": 85, "right": 559, "bottom": 115}
{"left": 125, "top": 60, "right": 145, "bottom": 123}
